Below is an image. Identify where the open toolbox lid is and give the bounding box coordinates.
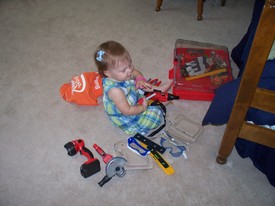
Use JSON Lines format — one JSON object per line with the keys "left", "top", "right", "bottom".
{"left": 169, "top": 39, "right": 233, "bottom": 101}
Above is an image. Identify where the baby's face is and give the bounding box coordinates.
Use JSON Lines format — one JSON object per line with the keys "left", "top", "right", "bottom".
{"left": 107, "top": 59, "right": 134, "bottom": 82}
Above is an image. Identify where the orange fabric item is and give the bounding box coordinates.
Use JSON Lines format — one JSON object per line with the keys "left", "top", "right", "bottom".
{"left": 60, "top": 72, "right": 103, "bottom": 106}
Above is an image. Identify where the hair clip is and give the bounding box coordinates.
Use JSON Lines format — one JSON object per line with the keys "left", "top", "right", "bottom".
{"left": 96, "top": 50, "right": 105, "bottom": 62}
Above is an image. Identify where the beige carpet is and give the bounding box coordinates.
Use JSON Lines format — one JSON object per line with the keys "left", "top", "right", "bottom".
{"left": 1, "top": 0, "right": 274, "bottom": 205}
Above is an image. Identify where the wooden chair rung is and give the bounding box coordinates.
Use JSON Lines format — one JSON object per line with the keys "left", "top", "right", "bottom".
{"left": 239, "top": 122, "right": 275, "bottom": 148}
{"left": 251, "top": 88, "right": 275, "bottom": 113}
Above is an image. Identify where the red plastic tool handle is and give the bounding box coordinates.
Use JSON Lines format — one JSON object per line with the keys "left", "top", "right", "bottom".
{"left": 93, "top": 144, "right": 113, "bottom": 164}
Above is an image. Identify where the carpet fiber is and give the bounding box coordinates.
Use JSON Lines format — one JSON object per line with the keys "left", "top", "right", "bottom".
{"left": 0, "top": 0, "right": 274, "bottom": 205}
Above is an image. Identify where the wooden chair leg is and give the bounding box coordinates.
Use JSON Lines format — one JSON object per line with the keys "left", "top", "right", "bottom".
{"left": 221, "top": 0, "right": 226, "bottom": 7}
{"left": 197, "top": 0, "right": 204, "bottom": 20}
{"left": 156, "top": 0, "right": 163, "bottom": 12}
{"left": 216, "top": 125, "right": 238, "bottom": 164}
{"left": 216, "top": 1, "right": 275, "bottom": 164}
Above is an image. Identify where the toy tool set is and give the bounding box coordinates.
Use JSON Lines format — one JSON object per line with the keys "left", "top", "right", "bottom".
{"left": 64, "top": 113, "right": 204, "bottom": 186}
{"left": 169, "top": 39, "right": 233, "bottom": 101}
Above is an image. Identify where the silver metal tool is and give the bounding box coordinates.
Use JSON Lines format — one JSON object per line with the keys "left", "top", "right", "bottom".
{"left": 98, "top": 156, "right": 127, "bottom": 187}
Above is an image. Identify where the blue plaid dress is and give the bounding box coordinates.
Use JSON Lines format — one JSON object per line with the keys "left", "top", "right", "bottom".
{"left": 103, "top": 78, "right": 163, "bottom": 135}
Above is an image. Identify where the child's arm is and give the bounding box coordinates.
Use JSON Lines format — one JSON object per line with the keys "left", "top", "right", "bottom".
{"left": 108, "top": 87, "right": 148, "bottom": 116}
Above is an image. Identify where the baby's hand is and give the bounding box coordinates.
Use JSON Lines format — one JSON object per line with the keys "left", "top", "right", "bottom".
{"left": 141, "top": 98, "right": 148, "bottom": 110}
{"left": 136, "top": 80, "right": 152, "bottom": 90}
{"left": 135, "top": 76, "right": 152, "bottom": 90}
{"left": 137, "top": 97, "right": 148, "bottom": 112}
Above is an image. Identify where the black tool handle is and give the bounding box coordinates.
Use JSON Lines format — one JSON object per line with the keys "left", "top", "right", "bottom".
{"left": 98, "top": 175, "right": 112, "bottom": 187}
{"left": 81, "top": 146, "right": 94, "bottom": 159}
{"left": 134, "top": 133, "right": 166, "bottom": 154}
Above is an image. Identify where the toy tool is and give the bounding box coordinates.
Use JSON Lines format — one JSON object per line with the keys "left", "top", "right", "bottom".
{"left": 139, "top": 141, "right": 175, "bottom": 176}
{"left": 127, "top": 137, "right": 150, "bottom": 157}
{"left": 148, "top": 78, "right": 162, "bottom": 86}
{"left": 93, "top": 143, "right": 113, "bottom": 164}
{"left": 185, "top": 68, "right": 227, "bottom": 81}
{"left": 160, "top": 137, "right": 188, "bottom": 159}
{"left": 137, "top": 93, "right": 156, "bottom": 105}
{"left": 133, "top": 133, "right": 174, "bottom": 175}
{"left": 133, "top": 133, "right": 166, "bottom": 154}
{"left": 93, "top": 144, "right": 127, "bottom": 187}
{"left": 146, "top": 90, "right": 179, "bottom": 103}
{"left": 64, "top": 139, "right": 101, "bottom": 178}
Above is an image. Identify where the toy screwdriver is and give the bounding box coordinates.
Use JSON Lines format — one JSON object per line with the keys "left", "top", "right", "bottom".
{"left": 137, "top": 93, "right": 156, "bottom": 105}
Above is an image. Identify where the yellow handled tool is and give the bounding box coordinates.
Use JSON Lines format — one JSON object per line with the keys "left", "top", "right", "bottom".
{"left": 185, "top": 68, "right": 227, "bottom": 81}
{"left": 139, "top": 141, "right": 175, "bottom": 176}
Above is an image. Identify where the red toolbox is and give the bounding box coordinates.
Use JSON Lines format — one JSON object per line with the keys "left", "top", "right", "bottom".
{"left": 169, "top": 39, "right": 233, "bottom": 101}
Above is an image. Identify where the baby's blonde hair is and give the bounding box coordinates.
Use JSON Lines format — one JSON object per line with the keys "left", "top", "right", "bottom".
{"left": 94, "top": 41, "right": 132, "bottom": 77}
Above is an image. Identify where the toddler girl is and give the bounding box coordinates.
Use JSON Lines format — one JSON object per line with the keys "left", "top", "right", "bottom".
{"left": 94, "top": 40, "right": 172, "bottom": 135}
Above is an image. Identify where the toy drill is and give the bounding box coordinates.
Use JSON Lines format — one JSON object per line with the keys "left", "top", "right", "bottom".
{"left": 146, "top": 79, "right": 179, "bottom": 102}
{"left": 138, "top": 90, "right": 179, "bottom": 105}
{"left": 64, "top": 139, "right": 101, "bottom": 178}
{"left": 93, "top": 144, "right": 127, "bottom": 187}
{"left": 149, "top": 90, "right": 179, "bottom": 102}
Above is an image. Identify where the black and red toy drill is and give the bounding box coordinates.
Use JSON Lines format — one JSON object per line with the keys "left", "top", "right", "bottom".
{"left": 149, "top": 89, "right": 179, "bottom": 102}
{"left": 64, "top": 139, "right": 101, "bottom": 178}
